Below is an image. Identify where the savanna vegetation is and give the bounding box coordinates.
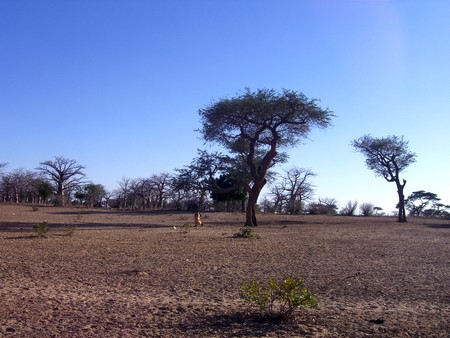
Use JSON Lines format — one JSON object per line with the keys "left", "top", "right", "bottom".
{"left": 1, "top": 89, "right": 449, "bottom": 337}
{"left": 1, "top": 89, "right": 448, "bottom": 222}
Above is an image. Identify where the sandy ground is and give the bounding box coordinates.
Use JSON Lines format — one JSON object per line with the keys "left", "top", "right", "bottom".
{"left": 0, "top": 204, "right": 449, "bottom": 337}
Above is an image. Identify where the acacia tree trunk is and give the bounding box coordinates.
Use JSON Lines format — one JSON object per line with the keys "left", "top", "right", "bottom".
{"left": 243, "top": 136, "right": 277, "bottom": 226}
{"left": 245, "top": 192, "right": 258, "bottom": 226}
{"left": 244, "top": 179, "right": 266, "bottom": 226}
{"left": 396, "top": 179, "right": 407, "bottom": 222}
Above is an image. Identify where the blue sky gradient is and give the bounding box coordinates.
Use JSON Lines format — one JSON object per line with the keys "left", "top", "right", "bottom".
{"left": 1, "top": 1, "right": 449, "bottom": 213}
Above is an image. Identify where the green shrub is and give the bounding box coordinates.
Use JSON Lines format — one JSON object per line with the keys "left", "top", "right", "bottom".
{"left": 234, "top": 226, "right": 258, "bottom": 239}
{"left": 240, "top": 276, "right": 318, "bottom": 320}
{"left": 31, "top": 206, "right": 39, "bottom": 212}
{"left": 33, "top": 221, "right": 49, "bottom": 237}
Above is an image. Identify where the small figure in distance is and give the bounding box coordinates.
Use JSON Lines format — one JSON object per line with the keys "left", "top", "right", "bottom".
{"left": 194, "top": 211, "right": 203, "bottom": 227}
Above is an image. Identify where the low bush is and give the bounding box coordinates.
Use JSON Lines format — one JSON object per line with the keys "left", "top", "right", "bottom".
{"left": 33, "top": 221, "right": 49, "bottom": 237}
{"left": 240, "top": 276, "right": 318, "bottom": 321}
{"left": 234, "top": 227, "right": 258, "bottom": 239}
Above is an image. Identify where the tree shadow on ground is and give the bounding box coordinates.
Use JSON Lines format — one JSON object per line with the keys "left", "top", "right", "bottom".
{"left": 426, "top": 223, "right": 450, "bottom": 229}
{"left": 0, "top": 221, "right": 172, "bottom": 233}
{"left": 178, "top": 312, "right": 267, "bottom": 336}
{"left": 51, "top": 209, "right": 190, "bottom": 216}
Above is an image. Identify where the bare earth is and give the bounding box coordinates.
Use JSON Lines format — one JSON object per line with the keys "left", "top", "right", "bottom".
{"left": 1, "top": 205, "right": 449, "bottom": 337}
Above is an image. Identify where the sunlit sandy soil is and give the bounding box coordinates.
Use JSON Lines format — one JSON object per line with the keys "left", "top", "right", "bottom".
{"left": 1, "top": 205, "right": 449, "bottom": 337}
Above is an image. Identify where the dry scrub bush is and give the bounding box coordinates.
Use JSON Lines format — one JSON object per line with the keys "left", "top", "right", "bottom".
{"left": 33, "top": 221, "right": 49, "bottom": 237}
{"left": 234, "top": 227, "right": 259, "bottom": 239}
{"left": 240, "top": 276, "right": 317, "bottom": 321}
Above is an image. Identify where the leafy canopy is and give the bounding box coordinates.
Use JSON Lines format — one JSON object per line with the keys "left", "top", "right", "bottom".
{"left": 351, "top": 134, "right": 416, "bottom": 182}
{"left": 199, "top": 88, "right": 333, "bottom": 153}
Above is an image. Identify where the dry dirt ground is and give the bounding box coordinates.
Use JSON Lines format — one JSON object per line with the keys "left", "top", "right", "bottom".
{"left": 0, "top": 204, "right": 449, "bottom": 337}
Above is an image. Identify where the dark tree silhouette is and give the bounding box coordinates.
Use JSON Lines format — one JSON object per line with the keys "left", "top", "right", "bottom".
{"left": 405, "top": 190, "right": 441, "bottom": 216}
{"left": 211, "top": 174, "right": 247, "bottom": 212}
{"left": 199, "top": 88, "right": 333, "bottom": 226}
{"left": 174, "top": 150, "right": 229, "bottom": 209}
{"left": 351, "top": 135, "right": 416, "bottom": 222}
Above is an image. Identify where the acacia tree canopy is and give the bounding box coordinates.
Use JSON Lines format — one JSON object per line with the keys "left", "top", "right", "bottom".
{"left": 406, "top": 190, "right": 440, "bottom": 216}
{"left": 198, "top": 88, "right": 334, "bottom": 226}
{"left": 351, "top": 134, "right": 416, "bottom": 222}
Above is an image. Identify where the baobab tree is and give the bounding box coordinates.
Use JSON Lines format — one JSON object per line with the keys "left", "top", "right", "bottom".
{"left": 199, "top": 88, "right": 334, "bottom": 226}
{"left": 37, "top": 156, "right": 86, "bottom": 206}
{"left": 116, "top": 177, "right": 132, "bottom": 208}
{"left": 1, "top": 168, "right": 35, "bottom": 203}
{"left": 351, "top": 135, "right": 416, "bottom": 222}
{"left": 149, "top": 172, "right": 172, "bottom": 209}
{"left": 279, "top": 167, "right": 316, "bottom": 214}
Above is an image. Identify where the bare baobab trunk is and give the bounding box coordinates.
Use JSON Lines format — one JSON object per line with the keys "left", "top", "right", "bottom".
{"left": 55, "top": 183, "right": 64, "bottom": 207}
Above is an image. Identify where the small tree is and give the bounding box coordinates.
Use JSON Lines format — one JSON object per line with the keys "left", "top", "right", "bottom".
{"left": 340, "top": 200, "right": 358, "bottom": 216}
{"left": 423, "top": 203, "right": 450, "bottom": 218}
{"left": 84, "top": 183, "right": 106, "bottom": 207}
{"left": 308, "top": 198, "right": 338, "bottom": 215}
{"left": 74, "top": 189, "right": 87, "bottom": 205}
{"left": 351, "top": 135, "right": 416, "bottom": 222}
{"left": 405, "top": 190, "right": 440, "bottom": 217}
{"left": 373, "top": 206, "right": 384, "bottom": 216}
{"left": 36, "top": 179, "right": 53, "bottom": 204}
{"left": 360, "top": 202, "right": 374, "bottom": 216}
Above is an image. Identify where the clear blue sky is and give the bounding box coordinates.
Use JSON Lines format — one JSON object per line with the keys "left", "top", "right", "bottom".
{"left": 1, "top": 0, "right": 449, "bottom": 214}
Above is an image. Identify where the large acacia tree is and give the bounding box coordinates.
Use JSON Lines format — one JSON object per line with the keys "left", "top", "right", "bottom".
{"left": 37, "top": 156, "right": 86, "bottom": 206}
{"left": 199, "top": 88, "right": 334, "bottom": 226}
{"left": 351, "top": 134, "right": 416, "bottom": 222}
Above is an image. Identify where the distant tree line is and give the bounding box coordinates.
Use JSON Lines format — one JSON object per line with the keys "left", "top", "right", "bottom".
{"left": 1, "top": 155, "right": 447, "bottom": 219}
{"left": 2, "top": 88, "right": 449, "bottom": 223}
